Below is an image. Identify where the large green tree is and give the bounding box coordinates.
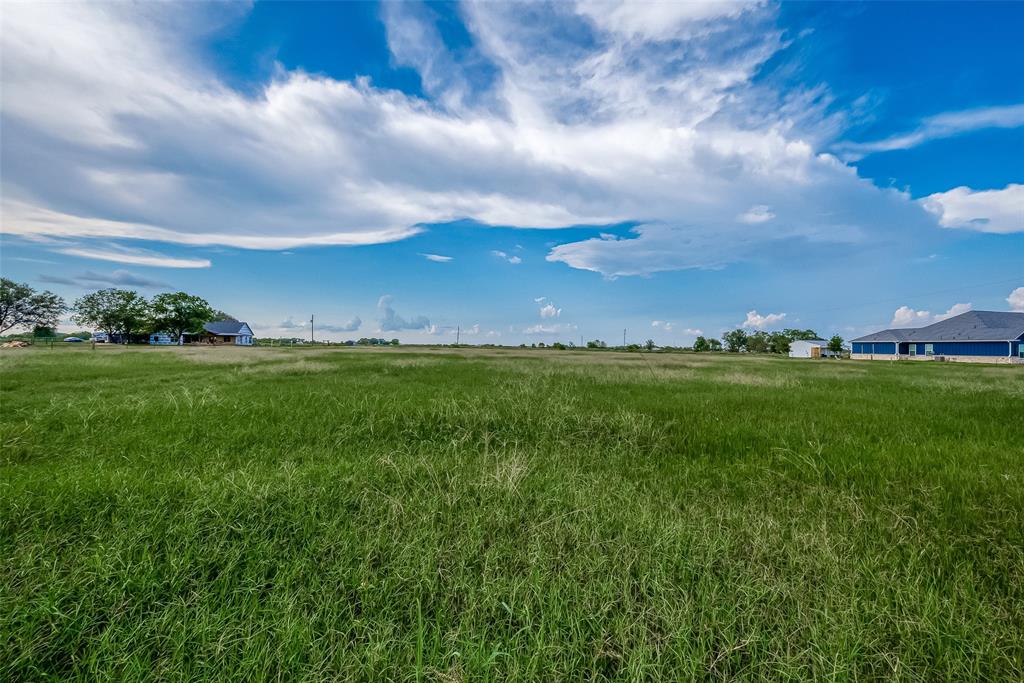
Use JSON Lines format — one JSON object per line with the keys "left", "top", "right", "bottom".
{"left": 745, "top": 331, "right": 770, "bottom": 353}
{"left": 150, "top": 292, "right": 215, "bottom": 343}
{"left": 783, "top": 328, "right": 820, "bottom": 341}
{"left": 0, "top": 278, "right": 66, "bottom": 335}
{"left": 692, "top": 335, "right": 710, "bottom": 352}
{"left": 722, "top": 329, "right": 748, "bottom": 353}
{"left": 768, "top": 332, "right": 792, "bottom": 354}
{"left": 73, "top": 289, "right": 150, "bottom": 342}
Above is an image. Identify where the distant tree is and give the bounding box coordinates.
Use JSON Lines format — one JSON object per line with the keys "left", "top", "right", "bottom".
{"left": 768, "top": 332, "right": 791, "bottom": 355}
{"left": 0, "top": 278, "right": 66, "bottom": 334}
{"left": 644, "top": 338, "right": 655, "bottom": 351}
{"left": 586, "top": 339, "right": 607, "bottom": 349}
{"left": 828, "top": 334, "right": 845, "bottom": 356}
{"left": 708, "top": 338, "right": 723, "bottom": 352}
{"left": 692, "top": 335, "right": 710, "bottom": 352}
{"left": 783, "top": 328, "right": 819, "bottom": 341}
{"left": 73, "top": 289, "right": 150, "bottom": 342}
{"left": 745, "top": 331, "right": 770, "bottom": 354}
{"left": 722, "top": 329, "right": 748, "bottom": 353}
{"left": 552, "top": 341, "right": 567, "bottom": 350}
{"left": 390, "top": 339, "right": 400, "bottom": 346}
{"left": 210, "top": 309, "right": 238, "bottom": 322}
{"left": 537, "top": 342, "right": 546, "bottom": 348}
{"left": 32, "top": 325, "right": 56, "bottom": 338}
{"left": 150, "top": 292, "right": 215, "bottom": 343}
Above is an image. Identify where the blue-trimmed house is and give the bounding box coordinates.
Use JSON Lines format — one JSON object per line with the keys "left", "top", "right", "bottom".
{"left": 851, "top": 310, "right": 1024, "bottom": 364}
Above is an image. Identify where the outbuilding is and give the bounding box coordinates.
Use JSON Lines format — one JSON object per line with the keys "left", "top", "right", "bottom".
{"left": 789, "top": 339, "right": 838, "bottom": 359}
{"left": 851, "top": 310, "right": 1024, "bottom": 364}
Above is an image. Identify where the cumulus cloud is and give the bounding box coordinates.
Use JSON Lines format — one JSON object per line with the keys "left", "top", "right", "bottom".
{"left": 890, "top": 303, "right": 971, "bottom": 328}
{"left": 919, "top": 184, "right": 1023, "bottom": 234}
{"left": 492, "top": 250, "right": 522, "bottom": 265}
{"left": 651, "top": 320, "right": 673, "bottom": 331}
{"left": 318, "top": 317, "right": 362, "bottom": 333}
{"left": 741, "top": 310, "right": 786, "bottom": 330}
{"left": 0, "top": 1, "right": 951, "bottom": 276}
{"left": 1008, "top": 287, "right": 1024, "bottom": 312}
{"left": 378, "top": 295, "right": 431, "bottom": 331}
{"left": 539, "top": 302, "right": 561, "bottom": 318}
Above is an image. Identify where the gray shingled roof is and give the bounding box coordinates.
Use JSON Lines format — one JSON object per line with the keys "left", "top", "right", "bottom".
{"left": 852, "top": 310, "right": 1024, "bottom": 343}
{"left": 203, "top": 321, "right": 250, "bottom": 336}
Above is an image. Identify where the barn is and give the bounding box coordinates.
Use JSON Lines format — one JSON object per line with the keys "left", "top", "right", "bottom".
{"left": 789, "top": 339, "right": 838, "bottom": 358}
{"left": 198, "top": 321, "right": 255, "bottom": 346}
{"left": 851, "top": 310, "right": 1024, "bottom": 364}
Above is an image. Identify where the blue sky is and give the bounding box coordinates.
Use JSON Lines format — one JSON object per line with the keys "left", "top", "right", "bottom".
{"left": 2, "top": 1, "right": 1022, "bottom": 343}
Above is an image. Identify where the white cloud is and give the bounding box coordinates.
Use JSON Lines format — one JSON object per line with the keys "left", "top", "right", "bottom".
{"left": 835, "top": 104, "right": 1024, "bottom": 159}
{"left": 0, "top": 1, "right": 969, "bottom": 277}
{"left": 378, "top": 295, "right": 431, "bottom": 331}
{"left": 738, "top": 205, "right": 775, "bottom": 224}
{"left": 523, "top": 323, "right": 577, "bottom": 335}
{"left": 58, "top": 246, "right": 210, "bottom": 269}
{"left": 420, "top": 253, "right": 453, "bottom": 262}
{"left": 919, "top": 184, "right": 1024, "bottom": 234}
{"left": 890, "top": 303, "right": 971, "bottom": 328}
{"left": 318, "top": 317, "right": 363, "bottom": 333}
{"left": 492, "top": 250, "right": 523, "bottom": 265}
{"left": 539, "top": 302, "right": 561, "bottom": 318}
{"left": 651, "top": 320, "right": 673, "bottom": 331}
{"left": 1007, "top": 287, "right": 1024, "bottom": 312}
{"left": 741, "top": 310, "right": 786, "bottom": 330}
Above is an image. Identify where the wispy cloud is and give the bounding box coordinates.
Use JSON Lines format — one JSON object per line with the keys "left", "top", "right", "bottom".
{"left": 834, "top": 104, "right": 1024, "bottom": 159}
{"left": 492, "top": 250, "right": 522, "bottom": 265}
{"left": 58, "top": 246, "right": 210, "bottom": 269}
{"left": 38, "top": 269, "right": 173, "bottom": 289}
{"left": 0, "top": 1, "right": 950, "bottom": 277}
{"left": 420, "top": 253, "right": 453, "bottom": 263}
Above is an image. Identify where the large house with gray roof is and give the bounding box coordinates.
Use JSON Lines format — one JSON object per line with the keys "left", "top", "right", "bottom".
{"left": 850, "top": 310, "right": 1024, "bottom": 364}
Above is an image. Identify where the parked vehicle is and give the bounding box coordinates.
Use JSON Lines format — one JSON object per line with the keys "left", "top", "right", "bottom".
{"left": 64, "top": 337, "right": 85, "bottom": 343}
{"left": 91, "top": 332, "right": 109, "bottom": 343}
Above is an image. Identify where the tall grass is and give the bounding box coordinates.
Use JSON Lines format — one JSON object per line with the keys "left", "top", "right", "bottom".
{"left": 2, "top": 347, "right": 1022, "bottom": 680}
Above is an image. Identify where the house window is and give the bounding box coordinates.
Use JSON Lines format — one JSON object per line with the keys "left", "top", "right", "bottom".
{"left": 908, "top": 344, "right": 916, "bottom": 356}
{"left": 925, "top": 343, "right": 934, "bottom": 356}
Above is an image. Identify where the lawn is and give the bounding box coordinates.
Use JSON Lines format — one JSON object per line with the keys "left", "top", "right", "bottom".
{"left": 1, "top": 346, "right": 1022, "bottom": 680}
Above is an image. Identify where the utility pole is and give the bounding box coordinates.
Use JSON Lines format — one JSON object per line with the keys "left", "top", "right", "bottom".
{"left": 456, "top": 325, "right": 460, "bottom": 346}
{"left": 623, "top": 328, "right": 626, "bottom": 347}
{"left": 310, "top": 315, "right": 314, "bottom": 344}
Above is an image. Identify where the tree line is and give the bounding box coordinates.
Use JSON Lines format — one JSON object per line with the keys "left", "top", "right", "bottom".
{"left": 696, "top": 328, "right": 844, "bottom": 355}
{"left": 1, "top": 278, "right": 232, "bottom": 342}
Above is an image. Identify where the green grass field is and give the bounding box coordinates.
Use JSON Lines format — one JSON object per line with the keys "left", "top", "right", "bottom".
{"left": 2, "top": 346, "right": 1022, "bottom": 680}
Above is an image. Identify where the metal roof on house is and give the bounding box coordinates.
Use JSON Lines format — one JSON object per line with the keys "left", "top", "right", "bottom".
{"left": 852, "top": 310, "right": 1024, "bottom": 343}
{"left": 791, "top": 339, "right": 829, "bottom": 346}
{"left": 203, "top": 321, "right": 251, "bottom": 336}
